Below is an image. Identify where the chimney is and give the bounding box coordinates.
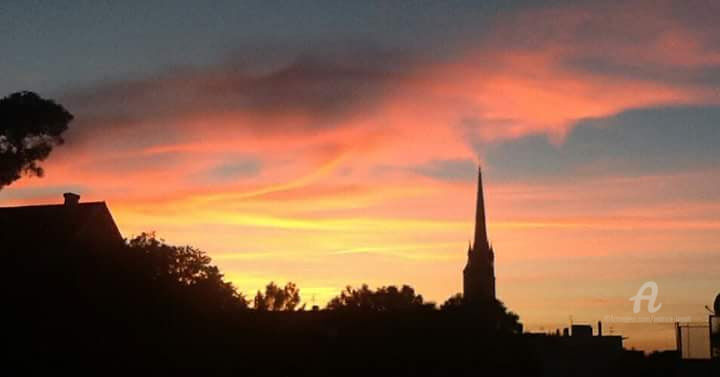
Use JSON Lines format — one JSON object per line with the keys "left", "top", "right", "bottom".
{"left": 63, "top": 192, "right": 80, "bottom": 206}
{"left": 598, "top": 321, "right": 603, "bottom": 337}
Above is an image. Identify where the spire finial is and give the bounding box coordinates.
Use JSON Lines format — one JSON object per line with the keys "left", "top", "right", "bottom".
{"left": 473, "top": 165, "right": 488, "bottom": 249}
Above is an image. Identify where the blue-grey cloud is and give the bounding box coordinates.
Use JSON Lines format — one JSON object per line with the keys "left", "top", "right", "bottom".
{"left": 0, "top": 185, "right": 88, "bottom": 202}
{"left": 204, "top": 158, "right": 262, "bottom": 183}
{"left": 411, "top": 159, "right": 477, "bottom": 182}
{"left": 485, "top": 105, "right": 720, "bottom": 181}
{"left": 565, "top": 57, "right": 720, "bottom": 88}
{"left": 1, "top": 0, "right": 524, "bottom": 94}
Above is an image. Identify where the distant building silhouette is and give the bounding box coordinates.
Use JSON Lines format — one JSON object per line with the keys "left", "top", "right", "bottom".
{"left": 463, "top": 167, "right": 496, "bottom": 302}
{"left": 527, "top": 321, "right": 628, "bottom": 377}
{"left": 571, "top": 324, "right": 593, "bottom": 337}
{"left": 0, "top": 193, "right": 123, "bottom": 249}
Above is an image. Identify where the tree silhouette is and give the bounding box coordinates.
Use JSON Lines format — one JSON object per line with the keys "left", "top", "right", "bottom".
{"left": 0, "top": 91, "right": 73, "bottom": 189}
{"left": 440, "top": 292, "right": 464, "bottom": 310}
{"left": 440, "top": 292, "right": 523, "bottom": 334}
{"left": 4, "top": 225, "right": 543, "bottom": 375}
{"left": 327, "top": 284, "right": 434, "bottom": 311}
{"left": 253, "top": 281, "right": 303, "bottom": 311}
{"left": 127, "top": 232, "right": 247, "bottom": 310}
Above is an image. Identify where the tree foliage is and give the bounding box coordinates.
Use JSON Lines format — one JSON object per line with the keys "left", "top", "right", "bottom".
{"left": 253, "top": 281, "right": 303, "bottom": 311}
{"left": 440, "top": 292, "right": 523, "bottom": 334}
{"left": 327, "top": 284, "right": 433, "bottom": 311}
{"left": 6, "top": 227, "right": 535, "bottom": 374}
{"left": 126, "top": 232, "right": 247, "bottom": 310}
{"left": 0, "top": 91, "right": 73, "bottom": 189}
{"left": 440, "top": 292, "right": 464, "bottom": 310}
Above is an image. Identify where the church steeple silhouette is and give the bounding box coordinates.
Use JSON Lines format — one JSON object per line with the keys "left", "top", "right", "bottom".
{"left": 463, "top": 166, "right": 496, "bottom": 301}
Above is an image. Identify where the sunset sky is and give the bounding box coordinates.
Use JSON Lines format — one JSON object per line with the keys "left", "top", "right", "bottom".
{"left": 2, "top": 0, "right": 719, "bottom": 351}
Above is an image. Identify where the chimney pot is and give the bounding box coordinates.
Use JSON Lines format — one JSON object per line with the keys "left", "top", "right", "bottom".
{"left": 63, "top": 192, "right": 80, "bottom": 206}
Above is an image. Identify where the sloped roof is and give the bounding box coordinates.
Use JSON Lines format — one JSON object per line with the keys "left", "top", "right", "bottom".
{"left": 0, "top": 201, "right": 123, "bottom": 247}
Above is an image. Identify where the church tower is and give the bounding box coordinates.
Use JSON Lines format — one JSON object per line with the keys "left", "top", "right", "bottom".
{"left": 463, "top": 167, "right": 496, "bottom": 302}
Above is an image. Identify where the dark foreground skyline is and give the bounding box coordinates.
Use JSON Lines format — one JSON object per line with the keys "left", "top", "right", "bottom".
{"left": 2, "top": 1, "right": 720, "bottom": 352}
{"left": 3, "top": 186, "right": 718, "bottom": 375}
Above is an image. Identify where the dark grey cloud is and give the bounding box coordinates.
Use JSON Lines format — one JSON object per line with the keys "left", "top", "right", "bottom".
{"left": 58, "top": 45, "right": 415, "bottom": 148}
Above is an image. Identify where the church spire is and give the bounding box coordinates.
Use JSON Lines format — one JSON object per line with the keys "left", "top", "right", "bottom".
{"left": 473, "top": 166, "right": 488, "bottom": 249}
{"left": 464, "top": 165, "right": 496, "bottom": 301}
